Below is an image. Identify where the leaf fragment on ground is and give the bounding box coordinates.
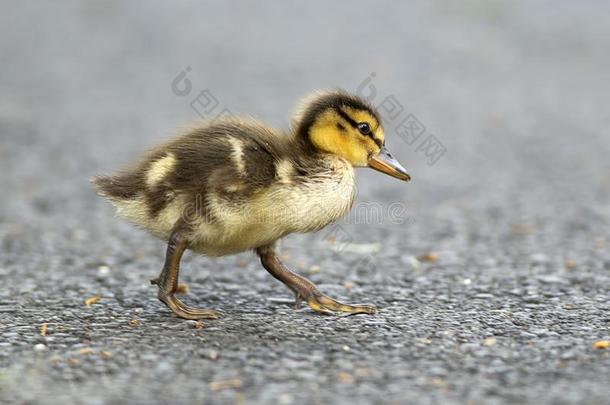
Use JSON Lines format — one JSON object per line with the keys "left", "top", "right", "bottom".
{"left": 337, "top": 372, "right": 354, "bottom": 384}
{"left": 84, "top": 295, "right": 101, "bottom": 307}
{"left": 209, "top": 379, "right": 242, "bottom": 391}
{"left": 418, "top": 252, "right": 439, "bottom": 262}
{"left": 100, "top": 351, "right": 113, "bottom": 359}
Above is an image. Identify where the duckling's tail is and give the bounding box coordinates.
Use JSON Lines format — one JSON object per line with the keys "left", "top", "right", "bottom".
{"left": 91, "top": 171, "right": 144, "bottom": 201}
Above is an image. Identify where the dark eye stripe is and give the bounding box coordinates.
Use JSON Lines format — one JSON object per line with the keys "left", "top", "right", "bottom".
{"left": 335, "top": 108, "right": 359, "bottom": 128}
{"left": 335, "top": 107, "right": 383, "bottom": 148}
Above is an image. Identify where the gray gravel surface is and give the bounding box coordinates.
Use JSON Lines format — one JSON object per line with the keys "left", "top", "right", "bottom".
{"left": 1, "top": 1, "right": 610, "bottom": 404}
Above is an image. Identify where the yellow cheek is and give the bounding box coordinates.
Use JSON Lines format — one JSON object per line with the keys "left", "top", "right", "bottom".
{"left": 310, "top": 125, "right": 369, "bottom": 166}
{"left": 344, "top": 137, "right": 370, "bottom": 166}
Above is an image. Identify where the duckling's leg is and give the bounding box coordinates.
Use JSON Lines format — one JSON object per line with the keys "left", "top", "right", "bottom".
{"left": 257, "top": 246, "right": 377, "bottom": 315}
{"left": 150, "top": 231, "right": 219, "bottom": 320}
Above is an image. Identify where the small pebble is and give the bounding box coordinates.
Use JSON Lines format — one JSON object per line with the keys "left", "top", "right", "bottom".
{"left": 401, "top": 255, "right": 420, "bottom": 270}
{"left": 483, "top": 337, "right": 497, "bottom": 347}
{"left": 530, "top": 253, "right": 549, "bottom": 265}
{"left": 278, "top": 393, "right": 293, "bottom": 405}
{"left": 33, "top": 343, "right": 47, "bottom": 352}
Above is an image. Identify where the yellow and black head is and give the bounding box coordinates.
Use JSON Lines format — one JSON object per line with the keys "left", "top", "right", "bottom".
{"left": 294, "top": 90, "right": 410, "bottom": 181}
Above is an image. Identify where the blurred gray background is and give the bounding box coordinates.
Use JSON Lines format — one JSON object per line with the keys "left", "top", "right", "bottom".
{"left": 1, "top": 1, "right": 609, "bottom": 404}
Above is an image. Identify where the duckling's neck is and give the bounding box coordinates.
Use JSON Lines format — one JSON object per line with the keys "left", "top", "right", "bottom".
{"left": 288, "top": 134, "right": 352, "bottom": 178}
{"left": 283, "top": 150, "right": 356, "bottom": 234}
{"left": 290, "top": 126, "right": 318, "bottom": 156}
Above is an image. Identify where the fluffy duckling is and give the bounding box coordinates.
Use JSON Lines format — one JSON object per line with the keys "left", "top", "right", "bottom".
{"left": 93, "top": 90, "right": 410, "bottom": 319}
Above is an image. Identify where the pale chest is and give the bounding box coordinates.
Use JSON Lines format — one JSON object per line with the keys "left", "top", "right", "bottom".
{"left": 189, "top": 159, "right": 356, "bottom": 256}
{"left": 275, "top": 166, "right": 356, "bottom": 233}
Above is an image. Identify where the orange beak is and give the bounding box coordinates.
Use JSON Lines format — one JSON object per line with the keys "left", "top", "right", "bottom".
{"left": 368, "top": 146, "right": 411, "bottom": 182}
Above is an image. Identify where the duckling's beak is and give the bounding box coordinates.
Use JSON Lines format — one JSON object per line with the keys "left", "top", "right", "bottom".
{"left": 368, "top": 146, "right": 411, "bottom": 182}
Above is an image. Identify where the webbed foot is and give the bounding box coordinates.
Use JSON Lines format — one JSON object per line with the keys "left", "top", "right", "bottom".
{"left": 301, "top": 290, "right": 377, "bottom": 315}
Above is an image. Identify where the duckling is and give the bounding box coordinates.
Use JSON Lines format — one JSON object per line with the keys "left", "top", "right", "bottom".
{"left": 93, "top": 90, "right": 410, "bottom": 320}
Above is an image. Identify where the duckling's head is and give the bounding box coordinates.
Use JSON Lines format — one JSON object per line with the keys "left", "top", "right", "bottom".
{"left": 293, "top": 90, "right": 410, "bottom": 181}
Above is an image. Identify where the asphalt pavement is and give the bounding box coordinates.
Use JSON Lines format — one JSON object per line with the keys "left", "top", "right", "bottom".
{"left": 1, "top": 1, "right": 609, "bottom": 404}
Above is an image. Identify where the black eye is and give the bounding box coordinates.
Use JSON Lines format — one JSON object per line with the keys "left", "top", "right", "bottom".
{"left": 357, "top": 122, "right": 371, "bottom": 135}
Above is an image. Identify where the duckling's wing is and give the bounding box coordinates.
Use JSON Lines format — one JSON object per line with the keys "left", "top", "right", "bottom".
{"left": 168, "top": 120, "right": 282, "bottom": 196}
{"left": 92, "top": 119, "right": 286, "bottom": 238}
